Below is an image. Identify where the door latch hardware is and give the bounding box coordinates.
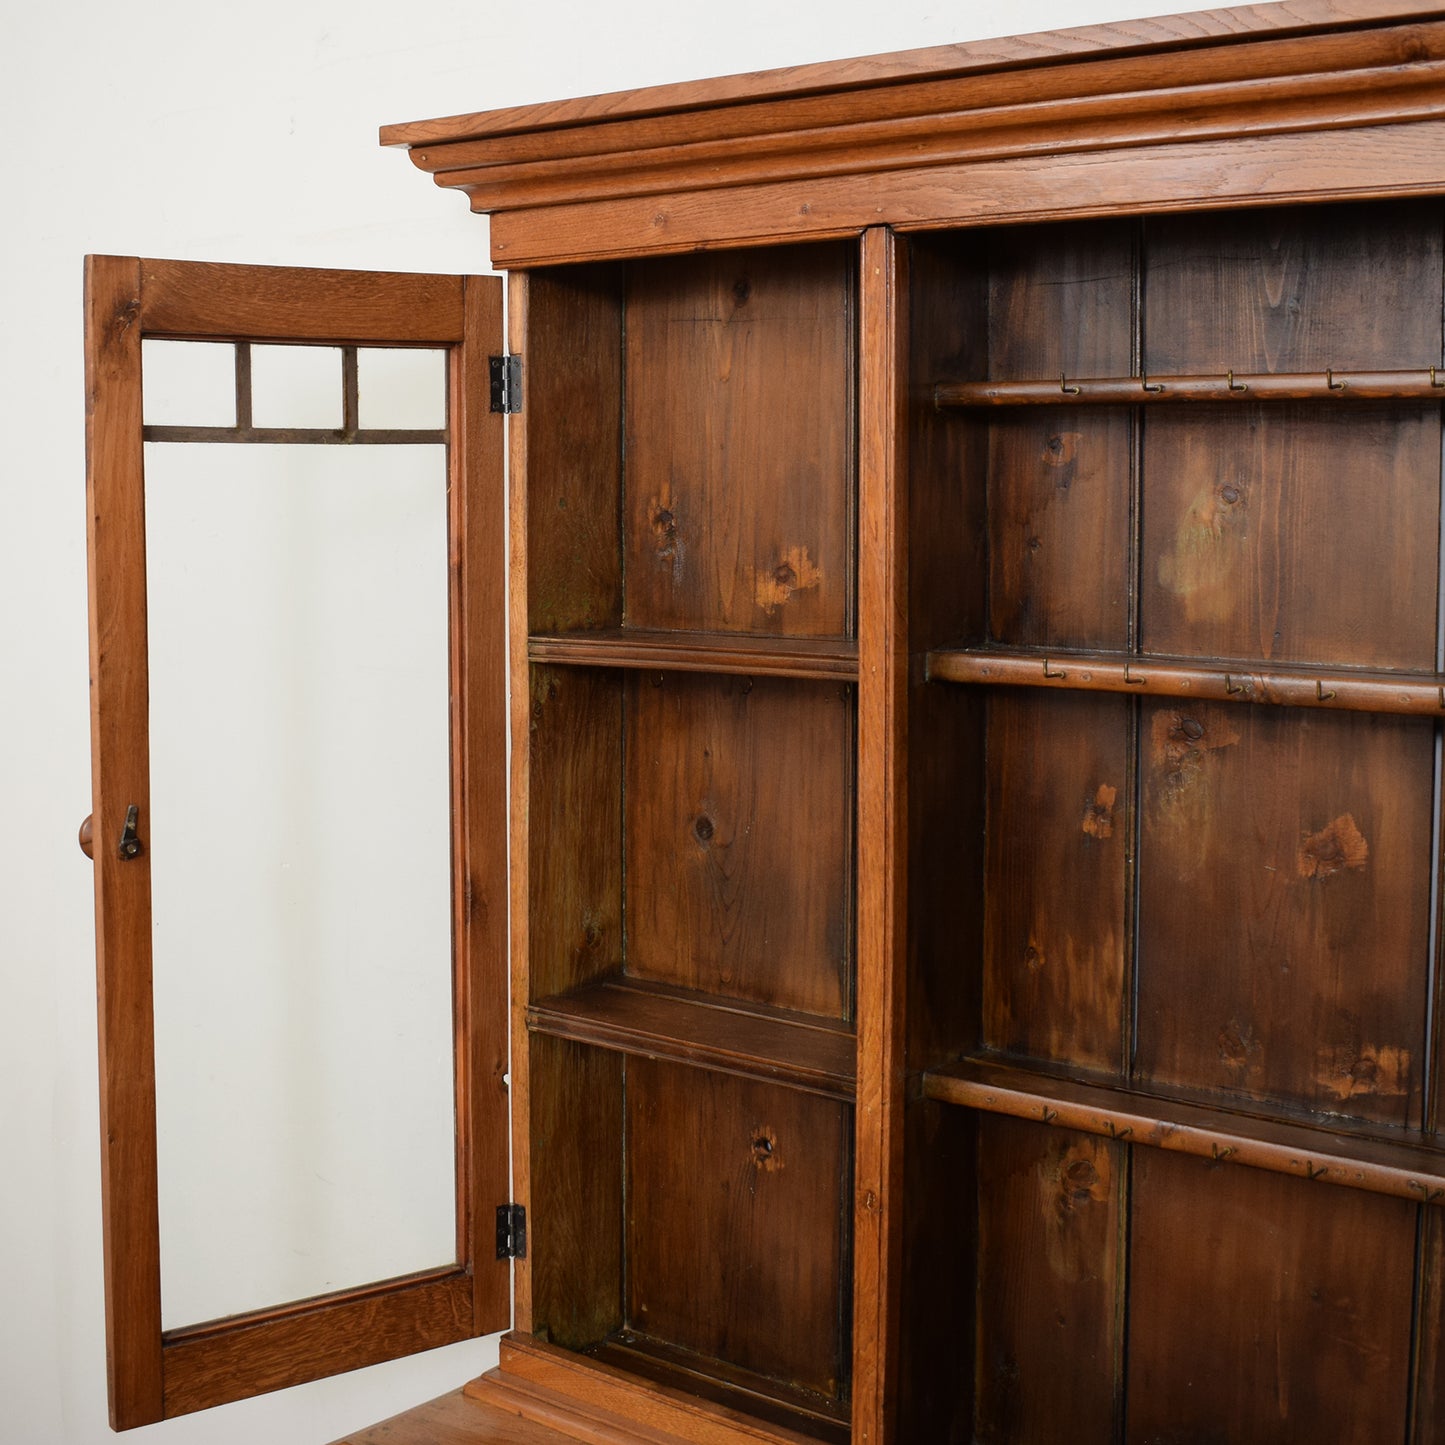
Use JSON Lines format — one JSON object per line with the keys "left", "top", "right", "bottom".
{"left": 496, "top": 1203, "right": 527, "bottom": 1260}
{"left": 117, "top": 805, "right": 142, "bottom": 861}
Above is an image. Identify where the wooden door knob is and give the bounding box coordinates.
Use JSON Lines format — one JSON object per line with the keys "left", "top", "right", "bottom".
{"left": 79, "top": 814, "right": 94, "bottom": 859}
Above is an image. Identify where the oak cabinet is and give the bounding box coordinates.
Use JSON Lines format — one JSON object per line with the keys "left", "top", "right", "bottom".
{"left": 83, "top": 3, "right": 1445, "bottom": 1441}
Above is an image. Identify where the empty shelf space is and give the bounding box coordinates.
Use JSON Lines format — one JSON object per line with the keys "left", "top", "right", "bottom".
{"left": 924, "top": 1055, "right": 1445, "bottom": 1208}
{"left": 528, "top": 628, "right": 858, "bottom": 680}
{"left": 934, "top": 366, "right": 1445, "bottom": 407}
{"left": 925, "top": 645, "right": 1445, "bottom": 718}
{"left": 527, "top": 976, "right": 856, "bottom": 1100}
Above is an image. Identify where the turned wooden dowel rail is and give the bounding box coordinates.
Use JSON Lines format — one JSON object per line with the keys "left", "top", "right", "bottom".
{"left": 934, "top": 366, "right": 1445, "bottom": 408}
{"left": 926, "top": 646, "right": 1445, "bottom": 718}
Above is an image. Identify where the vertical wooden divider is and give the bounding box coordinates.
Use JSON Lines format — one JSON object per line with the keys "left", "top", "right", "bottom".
{"left": 85, "top": 254, "right": 165, "bottom": 1431}
{"left": 853, "top": 225, "right": 908, "bottom": 1445}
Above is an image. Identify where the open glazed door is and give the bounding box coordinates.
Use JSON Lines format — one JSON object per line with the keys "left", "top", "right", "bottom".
{"left": 82, "top": 257, "right": 509, "bottom": 1428}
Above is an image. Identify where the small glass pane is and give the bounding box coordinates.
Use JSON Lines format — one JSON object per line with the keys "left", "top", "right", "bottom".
{"left": 143, "top": 340, "right": 236, "bottom": 428}
{"left": 250, "top": 344, "right": 343, "bottom": 429}
{"left": 144, "top": 440, "right": 456, "bottom": 1328}
{"left": 358, "top": 348, "right": 447, "bottom": 431}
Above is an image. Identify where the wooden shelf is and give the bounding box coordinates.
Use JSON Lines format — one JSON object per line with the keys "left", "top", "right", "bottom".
{"left": 526, "top": 976, "right": 856, "bottom": 1100}
{"left": 935, "top": 366, "right": 1445, "bottom": 408}
{"left": 925, "top": 1055, "right": 1445, "bottom": 1208}
{"left": 528, "top": 628, "right": 858, "bottom": 680}
{"left": 926, "top": 645, "right": 1445, "bottom": 718}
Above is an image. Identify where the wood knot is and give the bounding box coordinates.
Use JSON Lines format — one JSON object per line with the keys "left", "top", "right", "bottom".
{"left": 1298, "top": 814, "right": 1368, "bottom": 881}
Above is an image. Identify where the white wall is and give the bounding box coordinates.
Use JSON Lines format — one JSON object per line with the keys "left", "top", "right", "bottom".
{"left": 0, "top": 1, "right": 1205, "bottom": 1440}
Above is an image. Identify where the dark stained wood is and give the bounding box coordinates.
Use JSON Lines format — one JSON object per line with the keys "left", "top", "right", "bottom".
{"left": 929, "top": 646, "right": 1445, "bottom": 717}
{"left": 1140, "top": 405, "right": 1441, "bottom": 668}
{"left": 525, "top": 975, "right": 856, "bottom": 1099}
{"left": 624, "top": 1059, "right": 851, "bottom": 1404}
{"left": 525, "top": 1037, "right": 624, "bottom": 1352}
{"left": 1412, "top": 1207, "right": 1445, "bottom": 1443}
{"left": 892, "top": 236, "right": 988, "bottom": 1445}
{"left": 853, "top": 225, "right": 908, "bottom": 1445}
{"left": 1143, "top": 201, "right": 1444, "bottom": 376}
{"left": 939, "top": 365, "right": 1445, "bottom": 404}
{"left": 622, "top": 245, "right": 854, "bottom": 638}
{"left": 985, "top": 222, "right": 1133, "bottom": 651}
{"left": 139, "top": 260, "right": 467, "bottom": 343}
{"left": 1136, "top": 705, "right": 1433, "bottom": 1127}
{"left": 983, "top": 692, "right": 1129, "bottom": 1073}
{"left": 528, "top": 629, "right": 858, "bottom": 680}
{"left": 584, "top": 1335, "right": 849, "bottom": 1443}
{"left": 975, "top": 1117, "right": 1122, "bottom": 1444}
{"left": 524, "top": 665, "right": 623, "bottom": 1002}
{"left": 520, "top": 265, "right": 624, "bottom": 633}
{"left": 161, "top": 1272, "right": 473, "bottom": 1417}
{"left": 1126, "top": 1150, "right": 1416, "bottom": 1442}
{"left": 85, "top": 253, "right": 164, "bottom": 1431}
{"left": 488, "top": 118, "right": 1445, "bottom": 266}
{"left": 623, "top": 673, "right": 853, "bottom": 1019}
{"left": 926, "top": 1054, "right": 1445, "bottom": 1206}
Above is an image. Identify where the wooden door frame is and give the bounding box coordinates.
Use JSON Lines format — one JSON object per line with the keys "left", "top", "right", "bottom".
{"left": 83, "top": 255, "right": 510, "bottom": 1428}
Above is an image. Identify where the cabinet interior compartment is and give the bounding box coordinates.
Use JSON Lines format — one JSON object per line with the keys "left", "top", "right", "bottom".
{"left": 516, "top": 244, "right": 859, "bottom": 1439}
{"left": 899, "top": 203, "right": 1445, "bottom": 1442}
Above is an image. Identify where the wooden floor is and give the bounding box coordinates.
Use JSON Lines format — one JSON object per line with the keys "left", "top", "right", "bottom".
{"left": 332, "top": 1390, "right": 576, "bottom": 1445}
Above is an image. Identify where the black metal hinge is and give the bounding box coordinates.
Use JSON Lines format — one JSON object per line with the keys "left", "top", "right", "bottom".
{"left": 496, "top": 1203, "right": 527, "bottom": 1259}
{"left": 490, "top": 355, "right": 522, "bottom": 413}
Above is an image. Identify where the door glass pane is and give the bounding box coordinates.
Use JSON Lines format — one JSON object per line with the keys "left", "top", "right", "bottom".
{"left": 143, "top": 437, "right": 456, "bottom": 1329}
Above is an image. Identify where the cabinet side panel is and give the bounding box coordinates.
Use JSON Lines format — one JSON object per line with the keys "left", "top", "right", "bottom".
{"left": 1126, "top": 1150, "right": 1416, "bottom": 1442}
{"left": 527, "top": 665, "right": 623, "bottom": 1001}
{"left": 527, "top": 1036, "right": 624, "bottom": 1351}
{"left": 523, "top": 265, "right": 624, "bottom": 632}
{"left": 1135, "top": 705, "right": 1432, "bottom": 1127}
{"left": 975, "top": 1117, "right": 1122, "bottom": 1445}
{"left": 623, "top": 244, "right": 854, "bottom": 638}
{"left": 986, "top": 221, "right": 1134, "bottom": 651}
{"left": 984, "top": 692, "right": 1129, "bottom": 1073}
{"left": 624, "top": 672, "right": 853, "bottom": 1019}
{"left": 624, "top": 1059, "right": 851, "bottom": 1404}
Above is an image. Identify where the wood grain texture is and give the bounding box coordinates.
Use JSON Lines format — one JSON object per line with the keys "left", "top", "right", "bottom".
{"left": 481, "top": 1333, "right": 833, "bottom": 1445}
{"left": 985, "top": 222, "right": 1135, "bottom": 651}
{"left": 623, "top": 673, "right": 853, "bottom": 1019}
{"left": 624, "top": 1059, "right": 851, "bottom": 1403}
{"left": 974, "top": 1118, "right": 1122, "bottom": 1445}
{"left": 1126, "top": 1150, "right": 1416, "bottom": 1442}
{"left": 85, "top": 254, "right": 164, "bottom": 1431}
{"left": 852, "top": 225, "right": 907, "bottom": 1445}
{"left": 489, "top": 119, "right": 1445, "bottom": 265}
{"left": 333, "top": 1386, "right": 602, "bottom": 1445}
{"left": 450, "top": 273, "right": 512, "bottom": 1334}
{"left": 383, "top": 3, "right": 1445, "bottom": 145}
{"left": 525, "top": 666, "right": 623, "bottom": 1002}
{"left": 527, "top": 629, "right": 858, "bottom": 680}
{"left": 1136, "top": 705, "right": 1433, "bottom": 1127}
{"left": 161, "top": 1273, "right": 473, "bottom": 1418}
{"left": 622, "top": 245, "right": 854, "bottom": 637}
{"left": 929, "top": 646, "right": 1445, "bottom": 717}
{"left": 983, "top": 692, "right": 1129, "bottom": 1073}
{"left": 525, "top": 1037, "right": 624, "bottom": 1352}
{"left": 520, "top": 265, "right": 623, "bottom": 633}
{"left": 927, "top": 1055, "right": 1445, "bottom": 1205}
{"left": 140, "top": 261, "right": 466, "bottom": 343}
{"left": 526, "top": 976, "right": 855, "bottom": 1099}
